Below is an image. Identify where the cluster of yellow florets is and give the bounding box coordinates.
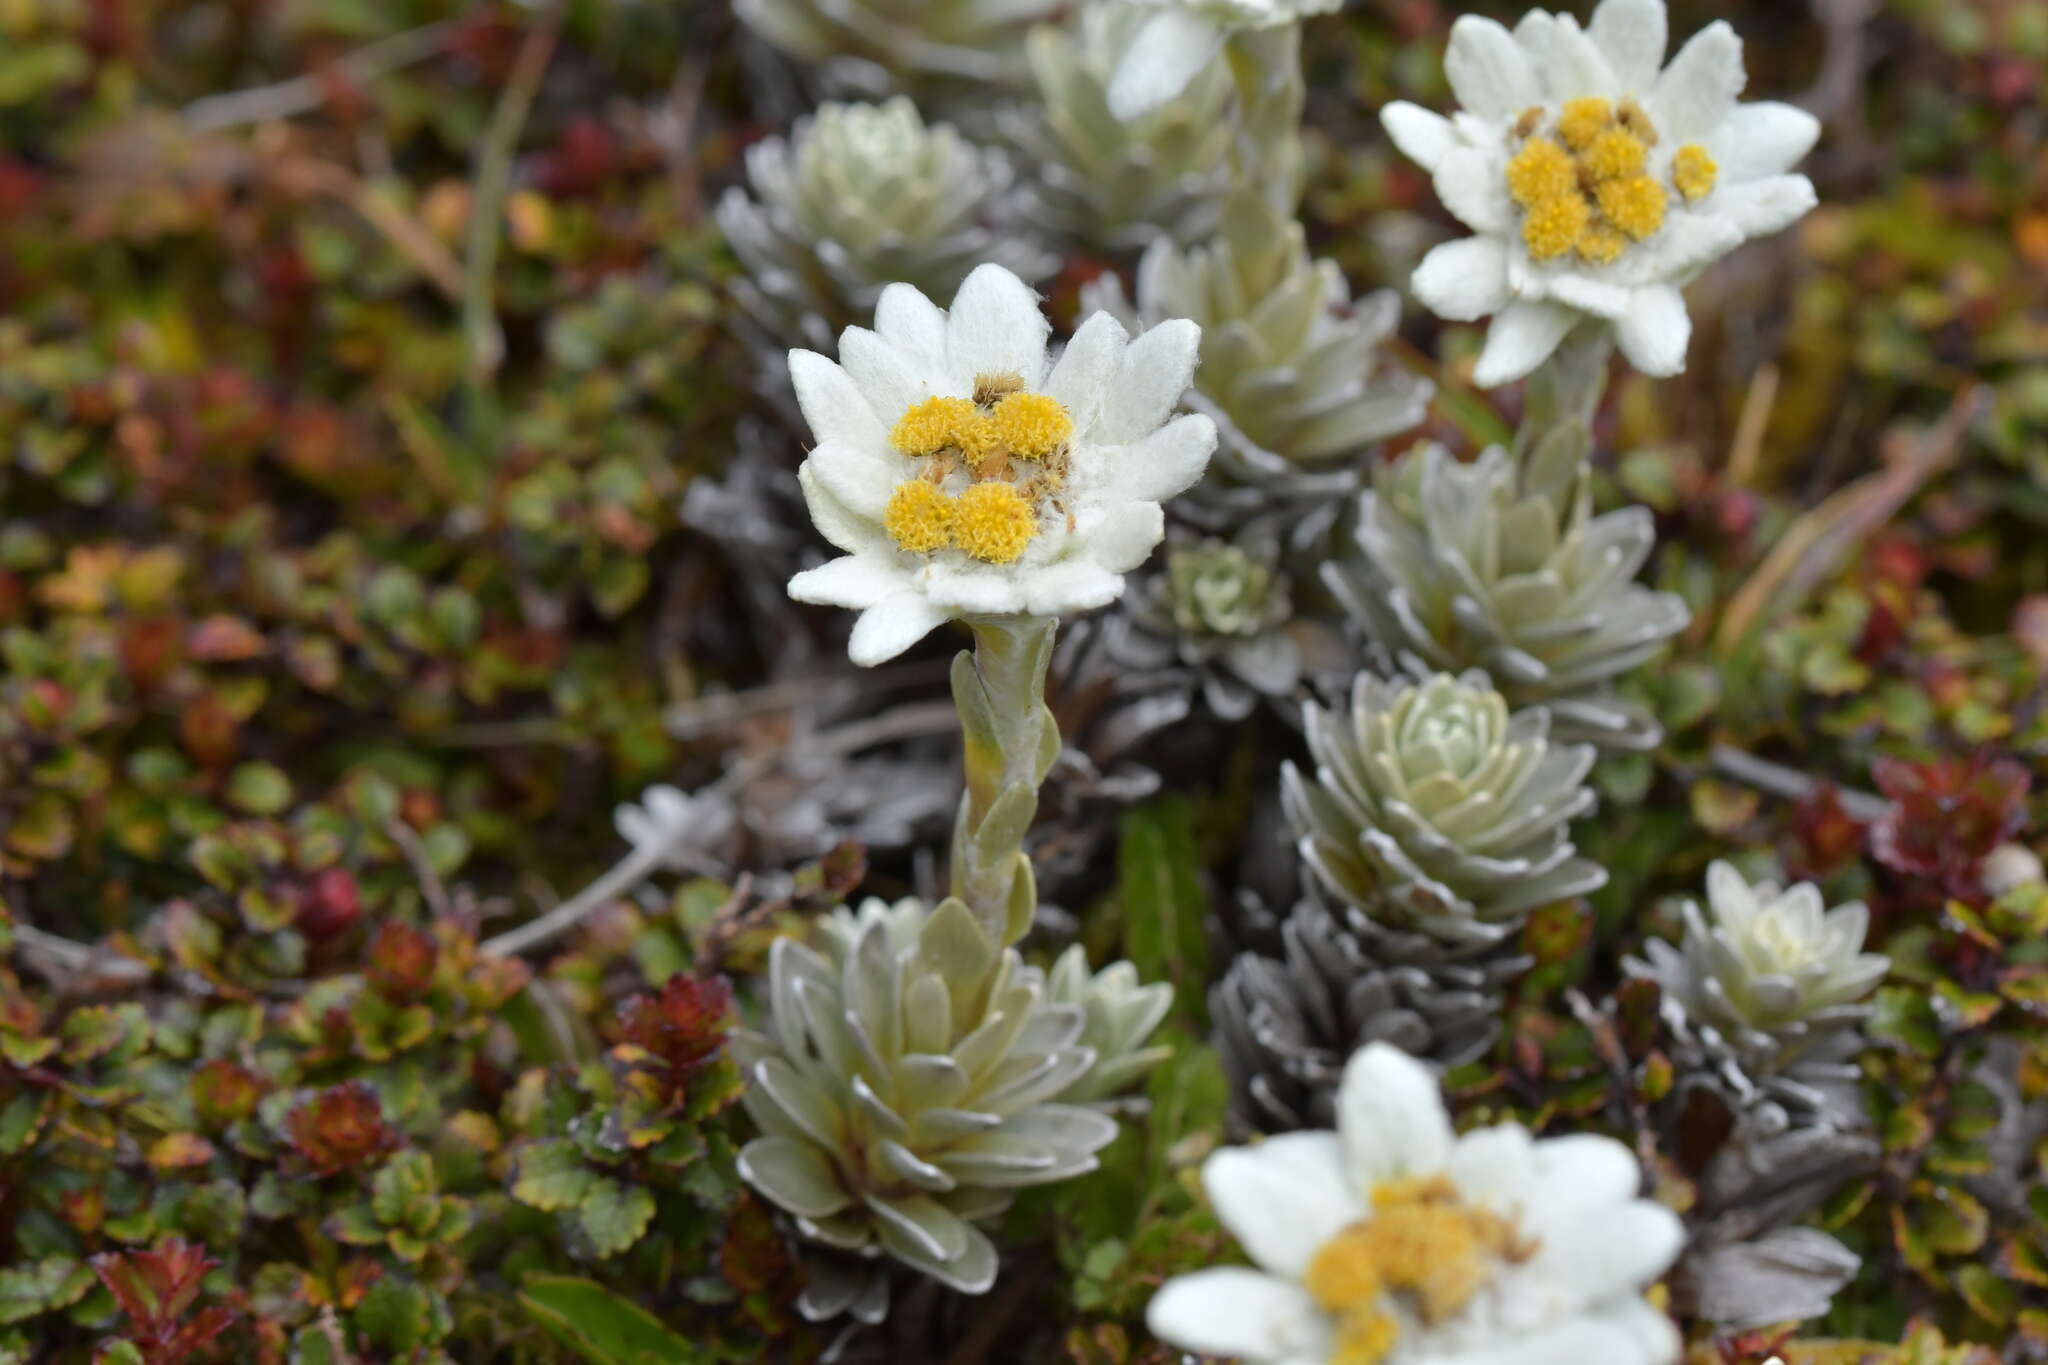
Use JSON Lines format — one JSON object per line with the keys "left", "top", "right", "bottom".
{"left": 880, "top": 382, "right": 1074, "bottom": 564}
{"left": 1301, "top": 1176, "right": 1536, "bottom": 1365}
{"left": 1503, "top": 96, "right": 1718, "bottom": 266}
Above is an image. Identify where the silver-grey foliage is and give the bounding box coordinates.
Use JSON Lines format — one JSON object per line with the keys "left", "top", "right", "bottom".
{"left": 999, "top": 5, "right": 1234, "bottom": 255}
{"left": 1045, "top": 945, "right": 1174, "bottom": 1106}
{"left": 733, "top": 897, "right": 1158, "bottom": 1314}
{"left": 1325, "top": 436, "right": 1691, "bottom": 752}
{"left": 1282, "top": 669, "right": 1605, "bottom": 948}
{"left": 1111, "top": 525, "right": 1311, "bottom": 721}
{"left": 735, "top": 0, "right": 1056, "bottom": 107}
{"left": 1086, "top": 192, "right": 1430, "bottom": 523}
{"left": 1631, "top": 862, "right": 1889, "bottom": 1330}
{"left": 715, "top": 98, "right": 1052, "bottom": 356}
{"left": 1212, "top": 895, "right": 1527, "bottom": 1132}
{"left": 1628, "top": 860, "right": 1887, "bottom": 1114}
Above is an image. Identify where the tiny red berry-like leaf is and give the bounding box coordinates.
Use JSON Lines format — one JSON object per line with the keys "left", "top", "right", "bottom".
{"left": 1791, "top": 783, "right": 1868, "bottom": 881}
{"left": 616, "top": 973, "right": 734, "bottom": 1103}
{"left": 286, "top": 1080, "right": 399, "bottom": 1176}
{"left": 366, "top": 921, "right": 438, "bottom": 1000}
{"left": 294, "top": 867, "right": 362, "bottom": 941}
{"left": 1870, "top": 752, "right": 2032, "bottom": 904}
{"left": 91, "top": 1240, "right": 236, "bottom": 1365}
{"left": 190, "top": 1058, "right": 265, "bottom": 1128}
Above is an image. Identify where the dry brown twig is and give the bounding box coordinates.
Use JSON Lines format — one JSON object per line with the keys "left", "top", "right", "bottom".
{"left": 181, "top": 23, "right": 458, "bottom": 133}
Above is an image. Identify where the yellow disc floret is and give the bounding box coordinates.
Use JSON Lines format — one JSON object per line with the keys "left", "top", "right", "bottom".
{"left": 1330, "top": 1309, "right": 1401, "bottom": 1365}
{"left": 1556, "top": 96, "right": 1614, "bottom": 150}
{"left": 1596, "top": 175, "right": 1669, "bottom": 240}
{"left": 1521, "top": 190, "right": 1591, "bottom": 261}
{"left": 1504, "top": 137, "right": 1577, "bottom": 209}
{"left": 990, "top": 391, "right": 1073, "bottom": 461}
{"left": 1302, "top": 1175, "right": 1537, "bottom": 1365}
{"left": 1575, "top": 224, "right": 1628, "bottom": 265}
{"left": 951, "top": 412, "right": 1002, "bottom": 462}
{"left": 1581, "top": 127, "right": 1648, "bottom": 182}
{"left": 889, "top": 396, "right": 979, "bottom": 457}
{"left": 1366, "top": 1200, "right": 1488, "bottom": 1324}
{"left": 884, "top": 480, "right": 956, "bottom": 554}
{"left": 1305, "top": 1228, "right": 1384, "bottom": 1312}
{"left": 1673, "top": 143, "right": 1719, "bottom": 201}
{"left": 952, "top": 481, "right": 1037, "bottom": 564}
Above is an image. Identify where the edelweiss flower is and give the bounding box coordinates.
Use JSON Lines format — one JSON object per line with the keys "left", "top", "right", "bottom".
{"left": 1148, "top": 1042, "right": 1684, "bottom": 1365}
{"left": 1107, "top": 0, "right": 1342, "bottom": 121}
{"left": 1382, "top": 0, "right": 1819, "bottom": 384}
{"left": 787, "top": 263, "right": 1217, "bottom": 665}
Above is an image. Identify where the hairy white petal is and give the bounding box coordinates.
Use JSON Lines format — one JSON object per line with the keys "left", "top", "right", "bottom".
{"left": 1435, "top": 146, "right": 1515, "bottom": 235}
{"left": 1716, "top": 174, "right": 1819, "bottom": 238}
{"left": 838, "top": 327, "right": 943, "bottom": 421}
{"left": 1382, "top": 101, "right": 1459, "bottom": 173}
{"left": 1648, "top": 21, "right": 1746, "bottom": 144}
{"left": 1710, "top": 100, "right": 1820, "bottom": 181}
{"left": 1587, "top": 0, "right": 1668, "bottom": 90}
{"left": 1096, "top": 318, "right": 1202, "bottom": 445}
{"left": 1473, "top": 300, "right": 1579, "bottom": 386}
{"left": 848, "top": 593, "right": 952, "bottom": 665}
{"left": 1337, "top": 1042, "right": 1453, "bottom": 1187}
{"left": 787, "top": 555, "right": 912, "bottom": 610}
{"left": 790, "top": 350, "right": 889, "bottom": 453}
{"left": 1446, "top": 16, "right": 1544, "bottom": 119}
{"left": 946, "top": 263, "right": 1051, "bottom": 387}
{"left": 1046, "top": 310, "right": 1130, "bottom": 435}
{"left": 1614, "top": 283, "right": 1692, "bottom": 376}
{"left": 1147, "top": 1269, "right": 1333, "bottom": 1361}
{"left": 1414, "top": 237, "right": 1514, "bottom": 320}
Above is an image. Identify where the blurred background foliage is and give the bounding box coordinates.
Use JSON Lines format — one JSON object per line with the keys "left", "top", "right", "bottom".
{"left": 0, "top": 0, "right": 2041, "bottom": 1362}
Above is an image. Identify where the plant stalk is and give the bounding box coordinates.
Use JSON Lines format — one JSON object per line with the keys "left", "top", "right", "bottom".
{"left": 948, "top": 616, "right": 1061, "bottom": 945}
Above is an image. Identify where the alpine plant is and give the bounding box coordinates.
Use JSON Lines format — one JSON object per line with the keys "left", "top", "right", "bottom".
{"left": 716, "top": 99, "right": 1052, "bottom": 356}
{"left": 1382, "top": 0, "right": 1820, "bottom": 384}
{"left": 1283, "top": 669, "right": 1604, "bottom": 948}
{"left": 785, "top": 262, "right": 1216, "bottom": 665}
{"left": 1325, "top": 436, "right": 1690, "bottom": 752}
{"left": 1148, "top": 1043, "right": 1685, "bottom": 1365}
{"left": 732, "top": 898, "right": 1149, "bottom": 1307}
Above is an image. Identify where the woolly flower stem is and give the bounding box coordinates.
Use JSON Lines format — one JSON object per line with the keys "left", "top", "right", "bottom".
{"left": 1515, "top": 325, "right": 1614, "bottom": 461}
{"left": 949, "top": 615, "right": 1061, "bottom": 945}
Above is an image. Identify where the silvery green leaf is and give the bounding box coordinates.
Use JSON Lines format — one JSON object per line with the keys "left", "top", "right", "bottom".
{"left": 738, "top": 1137, "right": 851, "bottom": 1220}
{"left": 1326, "top": 443, "right": 1689, "bottom": 751}
{"left": 738, "top": 896, "right": 1127, "bottom": 1316}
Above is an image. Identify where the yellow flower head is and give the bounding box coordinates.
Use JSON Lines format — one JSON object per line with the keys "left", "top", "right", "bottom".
{"left": 1505, "top": 137, "right": 1576, "bottom": 209}
{"left": 1302, "top": 1176, "right": 1532, "bottom": 1365}
{"left": 889, "top": 396, "right": 980, "bottom": 457}
{"left": 1556, "top": 96, "right": 1614, "bottom": 150}
{"left": 1522, "top": 190, "right": 1592, "bottom": 261}
{"left": 951, "top": 412, "right": 1002, "bottom": 461}
{"left": 1330, "top": 1309, "right": 1401, "bottom": 1365}
{"left": 991, "top": 391, "right": 1073, "bottom": 461}
{"left": 953, "top": 481, "right": 1037, "bottom": 564}
{"left": 883, "top": 480, "right": 955, "bottom": 554}
{"left": 1581, "top": 127, "right": 1649, "bottom": 182}
{"left": 1575, "top": 224, "right": 1628, "bottom": 265}
{"left": 1305, "top": 1228, "right": 1385, "bottom": 1312}
{"left": 1596, "top": 175, "right": 1669, "bottom": 240}
{"left": 1673, "top": 143, "right": 1719, "bottom": 201}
